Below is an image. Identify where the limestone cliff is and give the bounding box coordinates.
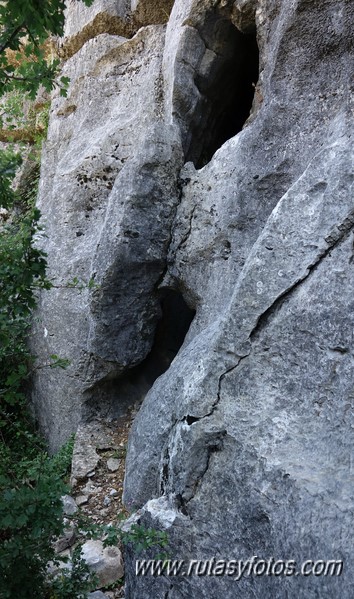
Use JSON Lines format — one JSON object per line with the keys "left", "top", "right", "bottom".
{"left": 32, "top": 1, "right": 354, "bottom": 597}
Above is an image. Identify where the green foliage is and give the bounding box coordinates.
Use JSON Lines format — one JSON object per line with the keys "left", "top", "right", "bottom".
{"left": 48, "top": 354, "right": 71, "bottom": 369}
{"left": 106, "top": 523, "right": 169, "bottom": 554}
{"left": 0, "top": 183, "right": 50, "bottom": 451}
{"left": 50, "top": 434, "right": 75, "bottom": 481}
{"left": 75, "top": 513, "right": 169, "bottom": 556}
{"left": 0, "top": 0, "right": 94, "bottom": 99}
{"left": 49, "top": 547, "right": 97, "bottom": 599}
{"left": 0, "top": 90, "right": 51, "bottom": 149}
{"left": 0, "top": 436, "right": 99, "bottom": 599}
{"left": 0, "top": 147, "right": 22, "bottom": 207}
{"left": 0, "top": 455, "right": 68, "bottom": 599}
{"left": 0, "top": 189, "right": 93, "bottom": 597}
{"left": 0, "top": 4, "right": 100, "bottom": 597}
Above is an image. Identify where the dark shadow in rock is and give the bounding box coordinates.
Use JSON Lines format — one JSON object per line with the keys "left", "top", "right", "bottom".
{"left": 85, "top": 290, "right": 195, "bottom": 418}
{"left": 188, "top": 19, "right": 259, "bottom": 168}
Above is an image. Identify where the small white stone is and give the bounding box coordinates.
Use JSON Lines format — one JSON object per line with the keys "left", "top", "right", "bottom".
{"left": 81, "top": 540, "right": 124, "bottom": 587}
{"left": 76, "top": 495, "right": 89, "bottom": 506}
{"left": 107, "top": 458, "right": 121, "bottom": 472}
{"left": 82, "top": 482, "right": 97, "bottom": 495}
{"left": 61, "top": 495, "right": 78, "bottom": 515}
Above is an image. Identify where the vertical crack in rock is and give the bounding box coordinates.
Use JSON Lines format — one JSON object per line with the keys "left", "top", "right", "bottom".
{"left": 164, "top": 585, "right": 173, "bottom": 599}
{"left": 180, "top": 430, "right": 227, "bottom": 508}
{"left": 213, "top": 352, "right": 251, "bottom": 412}
{"left": 175, "top": 212, "right": 354, "bottom": 505}
{"left": 174, "top": 203, "right": 197, "bottom": 255}
{"left": 160, "top": 442, "right": 171, "bottom": 496}
{"left": 213, "top": 211, "right": 354, "bottom": 413}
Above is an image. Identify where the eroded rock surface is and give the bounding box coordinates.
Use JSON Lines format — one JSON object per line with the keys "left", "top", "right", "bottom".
{"left": 32, "top": 0, "right": 354, "bottom": 597}
{"left": 81, "top": 540, "right": 124, "bottom": 588}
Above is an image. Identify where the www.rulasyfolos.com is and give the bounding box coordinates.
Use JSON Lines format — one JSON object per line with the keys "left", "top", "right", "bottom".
{"left": 136, "top": 557, "right": 343, "bottom": 579}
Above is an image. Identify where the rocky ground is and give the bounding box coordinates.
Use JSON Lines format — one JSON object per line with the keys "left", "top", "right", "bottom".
{"left": 56, "top": 407, "right": 138, "bottom": 598}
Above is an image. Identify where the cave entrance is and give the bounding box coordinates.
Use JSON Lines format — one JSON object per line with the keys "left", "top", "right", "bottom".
{"left": 92, "top": 290, "right": 195, "bottom": 417}
{"left": 131, "top": 289, "right": 196, "bottom": 392}
{"left": 188, "top": 19, "right": 259, "bottom": 168}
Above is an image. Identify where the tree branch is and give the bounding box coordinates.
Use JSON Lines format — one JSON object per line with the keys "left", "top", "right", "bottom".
{"left": 0, "top": 23, "right": 26, "bottom": 55}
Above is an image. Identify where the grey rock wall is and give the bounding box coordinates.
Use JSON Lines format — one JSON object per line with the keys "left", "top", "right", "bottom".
{"left": 32, "top": 0, "right": 354, "bottom": 597}
{"left": 31, "top": 4, "right": 182, "bottom": 450}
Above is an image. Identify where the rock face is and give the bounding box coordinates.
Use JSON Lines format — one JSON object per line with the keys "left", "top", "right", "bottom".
{"left": 32, "top": 0, "right": 354, "bottom": 597}
{"left": 31, "top": 2, "right": 182, "bottom": 451}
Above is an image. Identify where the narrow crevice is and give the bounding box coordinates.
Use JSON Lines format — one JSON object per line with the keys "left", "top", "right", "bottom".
{"left": 164, "top": 584, "right": 174, "bottom": 599}
{"left": 175, "top": 493, "right": 188, "bottom": 516}
{"left": 177, "top": 354, "right": 250, "bottom": 429}
{"left": 160, "top": 443, "right": 171, "bottom": 496}
{"left": 205, "top": 354, "right": 251, "bottom": 417}
{"left": 202, "top": 214, "right": 354, "bottom": 418}
{"left": 184, "top": 415, "right": 200, "bottom": 425}
{"left": 182, "top": 433, "right": 226, "bottom": 507}
{"left": 186, "top": 17, "right": 259, "bottom": 168}
{"left": 174, "top": 203, "right": 197, "bottom": 255}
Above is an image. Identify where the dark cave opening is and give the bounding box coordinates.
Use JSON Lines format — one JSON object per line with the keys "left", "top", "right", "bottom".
{"left": 188, "top": 19, "right": 259, "bottom": 168}
{"left": 91, "top": 290, "right": 195, "bottom": 417}
{"left": 134, "top": 288, "right": 196, "bottom": 390}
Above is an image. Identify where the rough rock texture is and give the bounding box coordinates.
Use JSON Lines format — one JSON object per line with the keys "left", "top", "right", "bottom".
{"left": 31, "top": 10, "right": 181, "bottom": 451}
{"left": 81, "top": 540, "right": 124, "bottom": 588}
{"left": 32, "top": 0, "right": 354, "bottom": 597}
{"left": 70, "top": 422, "right": 107, "bottom": 481}
{"left": 88, "top": 592, "right": 109, "bottom": 599}
{"left": 61, "top": 494, "right": 78, "bottom": 516}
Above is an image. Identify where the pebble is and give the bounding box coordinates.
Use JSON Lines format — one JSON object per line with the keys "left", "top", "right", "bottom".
{"left": 83, "top": 482, "right": 97, "bottom": 495}
{"left": 76, "top": 495, "right": 89, "bottom": 506}
{"left": 61, "top": 495, "right": 78, "bottom": 516}
{"left": 54, "top": 524, "right": 76, "bottom": 553}
{"left": 109, "top": 488, "right": 118, "bottom": 496}
{"left": 103, "top": 496, "right": 111, "bottom": 506}
{"left": 107, "top": 458, "right": 121, "bottom": 472}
